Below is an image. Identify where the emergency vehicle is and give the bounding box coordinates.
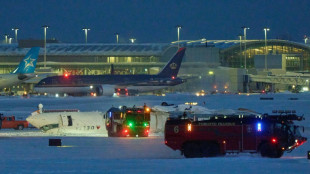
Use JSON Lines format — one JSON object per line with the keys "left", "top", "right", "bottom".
{"left": 165, "top": 110, "right": 307, "bottom": 158}
{"left": 105, "top": 105, "right": 151, "bottom": 137}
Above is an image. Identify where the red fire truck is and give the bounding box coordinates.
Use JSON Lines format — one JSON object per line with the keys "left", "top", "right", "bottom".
{"left": 105, "top": 105, "right": 151, "bottom": 137}
{"left": 165, "top": 110, "right": 307, "bottom": 158}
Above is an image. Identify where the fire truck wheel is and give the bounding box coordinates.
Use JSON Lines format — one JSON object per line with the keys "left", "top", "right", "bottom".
{"left": 201, "top": 142, "right": 220, "bottom": 157}
{"left": 183, "top": 142, "right": 201, "bottom": 158}
{"left": 16, "top": 125, "right": 24, "bottom": 130}
{"left": 260, "top": 143, "right": 283, "bottom": 158}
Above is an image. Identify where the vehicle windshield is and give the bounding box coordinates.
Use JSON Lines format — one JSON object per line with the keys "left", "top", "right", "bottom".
{"left": 285, "top": 123, "right": 302, "bottom": 138}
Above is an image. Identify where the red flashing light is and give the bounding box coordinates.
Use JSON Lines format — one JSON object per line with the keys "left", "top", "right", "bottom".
{"left": 64, "top": 73, "right": 69, "bottom": 78}
{"left": 271, "top": 138, "right": 277, "bottom": 143}
{"left": 172, "top": 76, "right": 175, "bottom": 79}
{"left": 123, "top": 129, "right": 128, "bottom": 133}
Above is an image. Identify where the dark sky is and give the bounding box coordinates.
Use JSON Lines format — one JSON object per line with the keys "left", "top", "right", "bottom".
{"left": 1, "top": 0, "right": 309, "bottom": 43}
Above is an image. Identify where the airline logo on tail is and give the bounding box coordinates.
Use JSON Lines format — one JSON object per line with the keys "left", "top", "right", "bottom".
{"left": 23, "top": 56, "right": 36, "bottom": 69}
{"left": 157, "top": 47, "right": 186, "bottom": 78}
{"left": 11, "top": 47, "right": 40, "bottom": 74}
{"left": 169, "top": 63, "right": 177, "bottom": 70}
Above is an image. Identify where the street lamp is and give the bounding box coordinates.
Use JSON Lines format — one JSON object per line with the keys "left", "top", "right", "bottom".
{"left": 114, "top": 32, "right": 119, "bottom": 43}
{"left": 4, "top": 34, "right": 9, "bottom": 44}
{"left": 8, "top": 37, "right": 13, "bottom": 44}
{"left": 82, "top": 28, "right": 90, "bottom": 43}
{"left": 304, "top": 35, "right": 308, "bottom": 44}
{"left": 264, "top": 27, "right": 270, "bottom": 71}
{"left": 129, "top": 38, "right": 136, "bottom": 43}
{"left": 238, "top": 34, "right": 243, "bottom": 68}
{"left": 42, "top": 25, "right": 49, "bottom": 68}
{"left": 176, "top": 25, "right": 182, "bottom": 48}
{"left": 241, "top": 26, "right": 250, "bottom": 69}
{"left": 12, "top": 28, "right": 19, "bottom": 43}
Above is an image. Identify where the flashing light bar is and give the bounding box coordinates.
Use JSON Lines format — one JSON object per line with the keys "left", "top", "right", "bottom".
{"left": 257, "top": 123, "right": 262, "bottom": 132}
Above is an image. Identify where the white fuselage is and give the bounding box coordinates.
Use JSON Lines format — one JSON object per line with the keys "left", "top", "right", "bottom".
{"left": 26, "top": 111, "right": 108, "bottom": 135}
{"left": 0, "top": 74, "right": 22, "bottom": 89}
{"left": 0, "top": 74, "right": 34, "bottom": 89}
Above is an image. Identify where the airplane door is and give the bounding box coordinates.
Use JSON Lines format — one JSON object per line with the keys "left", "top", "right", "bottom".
{"left": 60, "top": 114, "right": 73, "bottom": 127}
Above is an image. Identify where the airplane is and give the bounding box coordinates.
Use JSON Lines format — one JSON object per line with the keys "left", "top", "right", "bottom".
{"left": 26, "top": 104, "right": 108, "bottom": 135}
{"left": 0, "top": 47, "right": 40, "bottom": 90}
{"left": 34, "top": 47, "right": 186, "bottom": 96}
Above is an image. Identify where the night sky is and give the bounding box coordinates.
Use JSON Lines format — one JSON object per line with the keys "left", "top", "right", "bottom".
{"left": 1, "top": 0, "right": 309, "bottom": 43}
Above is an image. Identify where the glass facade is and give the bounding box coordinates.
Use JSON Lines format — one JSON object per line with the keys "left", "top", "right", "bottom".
{"left": 221, "top": 41, "right": 310, "bottom": 71}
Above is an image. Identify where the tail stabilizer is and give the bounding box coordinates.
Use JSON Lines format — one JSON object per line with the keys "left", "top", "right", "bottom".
{"left": 157, "top": 47, "right": 186, "bottom": 78}
{"left": 11, "top": 47, "right": 40, "bottom": 74}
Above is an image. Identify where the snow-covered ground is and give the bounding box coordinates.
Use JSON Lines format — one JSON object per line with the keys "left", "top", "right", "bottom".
{"left": 0, "top": 93, "right": 309, "bottom": 173}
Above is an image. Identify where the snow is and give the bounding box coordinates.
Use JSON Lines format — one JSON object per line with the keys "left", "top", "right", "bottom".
{"left": 0, "top": 93, "right": 310, "bottom": 173}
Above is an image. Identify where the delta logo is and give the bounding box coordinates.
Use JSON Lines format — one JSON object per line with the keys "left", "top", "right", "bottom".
{"left": 169, "top": 63, "right": 177, "bottom": 70}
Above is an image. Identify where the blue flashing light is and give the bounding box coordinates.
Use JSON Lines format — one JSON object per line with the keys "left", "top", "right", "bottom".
{"left": 257, "top": 123, "right": 262, "bottom": 132}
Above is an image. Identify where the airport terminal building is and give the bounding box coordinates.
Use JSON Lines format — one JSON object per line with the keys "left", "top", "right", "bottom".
{"left": 0, "top": 39, "right": 310, "bottom": 94}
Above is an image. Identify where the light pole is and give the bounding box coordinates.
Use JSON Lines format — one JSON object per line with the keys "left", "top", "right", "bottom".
{"left": 42, "top": 25, "right": 49, "bottom": 68}
{"left": 238, "top": 34, "right": 243, "bottom": 68}
{"left": 114, "top": 33, "right": 119, "bottom": 43}
{"left": 8, "top": 37, "right": 13, "bottom": 44}
{"left": 176, "top": 25, "right": 182, "bottom": 48}
{"left": 242, "top": 26, "right": 250, "bottom": 69}
{"left": 264, "top": 27, "right": 270, "bottom": 71}
{"left": 129, "top": 38, "right": 136, "bottom": 43}
{"left": 12, "top": 28, "right": 19, "bottom": 43}
{"left": 4, "top": 34, "right": 9, "bottom": 44}
{"left": 304, "top": 36, "right": 308, "bottom": 44}
{"left": 82, "top": 28, "right": 90, "bottom": 43}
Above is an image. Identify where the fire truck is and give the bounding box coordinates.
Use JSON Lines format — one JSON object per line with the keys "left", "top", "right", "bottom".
{"left": 165, "top": 110, "right": 307, "bottom": 158}
{"left": 105, "top": 105, "right": 150, "bottom": 137}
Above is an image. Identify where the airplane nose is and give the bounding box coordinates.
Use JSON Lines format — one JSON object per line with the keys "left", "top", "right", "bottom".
{"left": 26, "top": 115, "right": 39, "bottom": 128}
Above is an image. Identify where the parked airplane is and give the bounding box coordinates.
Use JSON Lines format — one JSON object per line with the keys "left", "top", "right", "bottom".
{"left": 34, "top": 47, "right": 186, "bottom": 96}
{"left": 0, "top": 47, "right": 40, "bottom": 90}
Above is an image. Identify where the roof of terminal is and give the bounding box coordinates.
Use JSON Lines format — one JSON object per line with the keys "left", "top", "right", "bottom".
{"left": 0, "top": 43, "right": 170, "bottom": 56}
{"left": 0, "top": 40, "right": 308, "bottom": 56}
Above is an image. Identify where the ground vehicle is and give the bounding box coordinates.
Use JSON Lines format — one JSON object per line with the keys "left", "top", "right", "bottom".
{"left": 105, "top": 105, "right": 150, "bottom": 137}
{"left": 165, "top": 110, "right": 307, "bottom": 158}
{"left": 0, "top": 114, "right": 29, "bottom": 130}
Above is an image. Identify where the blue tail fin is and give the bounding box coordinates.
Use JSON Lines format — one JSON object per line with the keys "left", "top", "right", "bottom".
{"left": 11, "top": 47, "right": 40, "bottom": 74}
{"left": 157, "top": 47, "right": 186, "bottom": 78}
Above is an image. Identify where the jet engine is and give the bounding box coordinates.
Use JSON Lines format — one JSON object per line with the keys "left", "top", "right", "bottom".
{"left": 95, "top": 85, "right": 116, "bottom": 96}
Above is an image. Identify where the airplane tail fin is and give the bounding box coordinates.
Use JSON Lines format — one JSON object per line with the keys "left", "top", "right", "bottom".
{"left": 157, "top": 47, "right": 186, "bottom": 78}
{"left": 11, "top": 47, "right": 40, "bottom": 74}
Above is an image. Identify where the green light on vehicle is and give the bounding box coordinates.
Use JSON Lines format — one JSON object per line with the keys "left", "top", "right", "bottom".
{"left": 128, "top": 122, "right": 133, "bottom": 127}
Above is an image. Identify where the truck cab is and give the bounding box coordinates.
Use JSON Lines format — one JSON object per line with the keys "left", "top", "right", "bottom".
{"left": 105, "top": 105, "right": 150, "bottom": 137}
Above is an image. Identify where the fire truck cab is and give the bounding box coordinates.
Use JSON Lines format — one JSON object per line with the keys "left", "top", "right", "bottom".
{"left": 165, "top": 110, "right": 307, "bottom": 158}
{"left": 105, "top": 105, "right": 150, "bottom": 137}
